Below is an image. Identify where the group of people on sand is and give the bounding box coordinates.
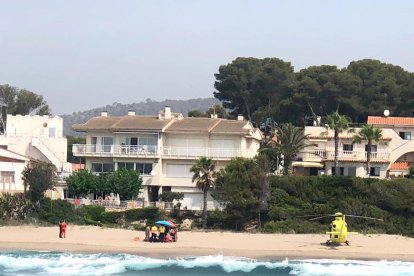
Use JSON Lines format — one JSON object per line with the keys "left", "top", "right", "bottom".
{"left": 145, "top": 225, "right": 177, "bottom": 243}
{"left": 58, "top": 219, "right": 67, "bottom": 238}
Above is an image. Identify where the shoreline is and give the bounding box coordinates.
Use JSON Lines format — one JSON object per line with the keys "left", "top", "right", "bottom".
{"left": 1, "top": 226, "right": 414, "bottom": 261}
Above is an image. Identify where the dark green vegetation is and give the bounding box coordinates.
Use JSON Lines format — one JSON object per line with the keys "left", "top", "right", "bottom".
{"left": 66, "top": 169, "right": 143, "bottom": 200}
{"left": 22, "top": 162, "right": 57, "bottom": 202}
{"left": 214, "top": 58, "right": 414, "bottom": 126}
{"left": 3, "top": 166, "right": 414, "bottom": 237}
{"left": 209, "top": 172, "right": 414, "bottom": 237}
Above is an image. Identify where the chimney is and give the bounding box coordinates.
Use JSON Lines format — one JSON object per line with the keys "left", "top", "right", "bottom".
{"left": 164, "top": 106, "right": 171, "bottom": 119}
{"left": 101, "top": 111, "right": 108, "bottom": 117}
{"left": 237, "top": 115, "right": 244, "bottom": 121}
{"left": 128, "top": 110, "right": 135, "bottom": 116}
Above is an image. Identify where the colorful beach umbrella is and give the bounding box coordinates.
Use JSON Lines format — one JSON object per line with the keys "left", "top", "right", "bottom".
{"left": 155, "top": 220, "right": 174, "bottom": 227}
{"left": 167, "top": 220, "right": 176, "bottom": 227}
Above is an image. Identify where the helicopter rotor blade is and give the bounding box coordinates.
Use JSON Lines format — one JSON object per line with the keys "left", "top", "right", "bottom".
{"left": 345, "top": 215, "right": 384, "bottom": 221}
{"left": 309, "top": 215, "right": 336, "bottom": 221}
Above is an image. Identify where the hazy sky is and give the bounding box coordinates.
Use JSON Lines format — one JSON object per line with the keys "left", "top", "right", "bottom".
{"left": 1, "top": 1, "right": 413, "bottom": 115}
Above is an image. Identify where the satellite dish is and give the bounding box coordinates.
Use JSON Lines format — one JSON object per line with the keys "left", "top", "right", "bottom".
{"left": 384, "top": 110, "right": 390, "bottom": 117}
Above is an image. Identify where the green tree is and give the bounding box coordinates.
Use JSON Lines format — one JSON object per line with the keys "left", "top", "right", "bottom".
{"left": 106, "top": 169, "right": 142, "bottom": 200}
{"left": 347, "top": 59, "right": 413, "bottom": 122}
{"left": 22, "top": 162, "right": 57, "bottom": 202}
{"left": 12, "top": 90, "right": 50, "bottom": 115}
{"left": 324, "top": 111, "right": 352, "bottom": 175}
{"left": 190, "top": 157, "right": 216, "bottom": 229}
{"left": 286, "top": 66, "right": 362, "bottom": 124}
{"left": 214, "top": 157, "right": 270, "bottom": 229}
{"left": 353, "top": 124, "right": 385, "bottom": 176}
{"left": 214, "top": 57, "right": 294, "bottom": 122}
{"left": 206, "top": 105, "right": 228, "bottom": 118}
{"left": 0, "top": 84, "right": 51, "bottom": 133}
{"left": 188, "top": 110, "right": 206, "bottom": 117}
{"left": 66, "top": 169, "right": 98, "bottom": 197}
{"left": 270, "top": 123, "right": 312, "bottom": 175}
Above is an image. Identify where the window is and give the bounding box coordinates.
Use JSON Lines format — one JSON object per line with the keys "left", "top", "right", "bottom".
{"left": 365, "top": 145, "right": 377, "bottom": 152}
{"left": 332, "top": 167, "right": 356, "bottom": 176}
{"left": 399, "top": 132, "right": 411, "bottom": 140}
{"left": 370, "top": 167, "right": 380, "bottom": 177}
{"left": 166, "top": 164, "right": 192, "bottom": 177}
{"left": 342, "top": 144, "right": 353, "bottom": 152}
{"left": 91, "top": 163, "right": 114, "bottom": 173}
{"left": 49, "top": 127, "right": 56, "bottom": 138}
{"left": 91, "top": 136, "right": 113, "bottom": 152}
{"left": 118, "top": 162, "right": 135, "bottom": 170}
{"left": 0, "top": 171, "right": 15, "bottom": 183}
{"left": 136, "top": 163, "right": 153, "bottom": 175}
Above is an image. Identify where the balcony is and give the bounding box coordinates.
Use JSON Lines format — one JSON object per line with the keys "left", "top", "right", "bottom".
{"left": 301, "top": 150, "right": 390, "bottom": 162}
{"left": 73, "top": 144, "right": 158, "bottom": 158}
{"left": 73, "top": 144, "right": 243, "bottom": 159}
{"left": 162, "top": 147, "right": 241, "bottom": 159}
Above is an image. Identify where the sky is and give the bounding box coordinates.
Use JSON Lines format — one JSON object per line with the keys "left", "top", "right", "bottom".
{"left": 1, "top": 1, "right": 413, "bottom": 115}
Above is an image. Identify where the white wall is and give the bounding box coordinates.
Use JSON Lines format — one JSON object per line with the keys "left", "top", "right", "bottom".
{"left": 0, "top": 161, "right": 27, "bottom": 192}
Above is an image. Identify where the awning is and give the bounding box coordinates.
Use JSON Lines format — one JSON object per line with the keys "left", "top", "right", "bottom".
{"left": 292, "top": 161, "right": 324, "bottom": 168}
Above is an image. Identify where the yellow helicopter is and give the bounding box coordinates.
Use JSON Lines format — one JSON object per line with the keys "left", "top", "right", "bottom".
{"left": 309, "top": 212, "right": 384, "bottom": 246}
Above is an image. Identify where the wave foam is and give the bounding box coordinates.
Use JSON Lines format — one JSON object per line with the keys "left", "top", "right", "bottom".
{"left": 0, "top": 252, "right": 413, "bottom": 275}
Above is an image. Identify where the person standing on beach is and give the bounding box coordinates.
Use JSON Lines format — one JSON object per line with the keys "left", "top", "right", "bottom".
{"left": 158, "top": 225, "right": 166, "bottom": 242}
{"left": 150, "top": 225, "right": 158, "bottom": 242}
{"left": 144, "top": 226, "right": 150, "bottom": 242}
{"left": 60, "top": 219, "right": 68, "bottom": 238}
{"left": 58, "top": 219, "right": 63, "bottom": 238}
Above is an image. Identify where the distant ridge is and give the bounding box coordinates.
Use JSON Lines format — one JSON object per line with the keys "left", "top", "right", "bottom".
{"left": 61, "top": 98, "right": 220, "bottom": 136}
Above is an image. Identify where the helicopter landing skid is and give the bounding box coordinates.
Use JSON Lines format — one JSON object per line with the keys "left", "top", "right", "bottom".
{"left": 345, "top": 240, "right": 350, "bottom": 246}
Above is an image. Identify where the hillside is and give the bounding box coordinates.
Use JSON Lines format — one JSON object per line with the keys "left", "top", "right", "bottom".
{"left": 61, "top": 98, "right": 220, "bottom": 136}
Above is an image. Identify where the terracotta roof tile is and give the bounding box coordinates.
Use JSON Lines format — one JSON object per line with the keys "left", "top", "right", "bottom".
{"left": 390, "top": 162, "right": 409, "bottom": 170}
{"left": 368, "top": 116, "right": 414, "bottom": 125}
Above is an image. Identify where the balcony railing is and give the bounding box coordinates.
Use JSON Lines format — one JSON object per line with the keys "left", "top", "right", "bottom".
{"left": 73, "top": 144, "right": 157, "bottom": 156}
{"left": 73, "top": 144, "right": 242, "bottom": 159}
{"left": 162, "top": 147, "right": 241, "bottom": 159}
{"left": 301, "top": 150, "right": 390, "bottom": 162}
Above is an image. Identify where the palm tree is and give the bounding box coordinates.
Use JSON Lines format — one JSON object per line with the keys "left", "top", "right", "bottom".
{"left": 190, "top": 157, "right": 216, "bottom": 229}
{"left": 324, "top": 111, "right": 352, "bottom": 175}
{"left": 353, "top": 124, "right": 385, "bottom": 176}
{"left": 270, "top": 123, "right": 313, "bottom": 175}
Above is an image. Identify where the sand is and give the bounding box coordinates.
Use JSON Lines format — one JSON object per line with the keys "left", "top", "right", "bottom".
{"left": 0, "top": 225, "right": 413, "bottom": 261}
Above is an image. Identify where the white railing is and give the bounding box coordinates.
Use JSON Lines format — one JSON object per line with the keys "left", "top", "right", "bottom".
{"left": 73, "top": 144, "right": 158, "bottom": 156}
{"left": 301, "top": 150, "right": 390, "bottom": 161}
{"left": 162, "top": 147, "right": 241, "bottom": 158}
{"left": 73, "top": 144, "right": 242, "bottom": 159}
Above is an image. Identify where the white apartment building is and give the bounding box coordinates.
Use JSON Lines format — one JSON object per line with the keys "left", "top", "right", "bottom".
{"left": 72, "top": 107, "right": 262, "bottom": 210}
{"left": 295, "top": 116, "right": 414, "bottom": 178}
{"left": 0, "top": 114, "right": 71, "bottom": 197}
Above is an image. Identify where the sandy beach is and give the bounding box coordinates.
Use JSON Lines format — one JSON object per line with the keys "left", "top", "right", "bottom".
{"left": 0, "top": 225, "right": 413, "bottom": 261}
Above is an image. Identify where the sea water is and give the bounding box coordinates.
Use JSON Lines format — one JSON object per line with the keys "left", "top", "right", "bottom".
{"left": 0, "top": 251, "right": 414, "bottom": 276}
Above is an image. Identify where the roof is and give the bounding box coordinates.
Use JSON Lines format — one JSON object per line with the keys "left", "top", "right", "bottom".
{"left": 368, "top": 116, "right": 414, "bottom": 126}
{"left": 73, "top": 116, "right": 173, "bottom": 132}
{"left": 390, "top": 162, "right": 409, "bottom": 171}
{"left": 0, "top": 148, "right": 30, "bottom": 162}
{"left": 292, "top": 161, "right": 323, "bottom": 168}
{"left": 165, "top": 118, "right": 220, "bottom": 132}
{"left": 73, "top": 115, "right": 256, "bottom": 135}
{"left": 210, "top": 120, "right": 250, "bottom": 134}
